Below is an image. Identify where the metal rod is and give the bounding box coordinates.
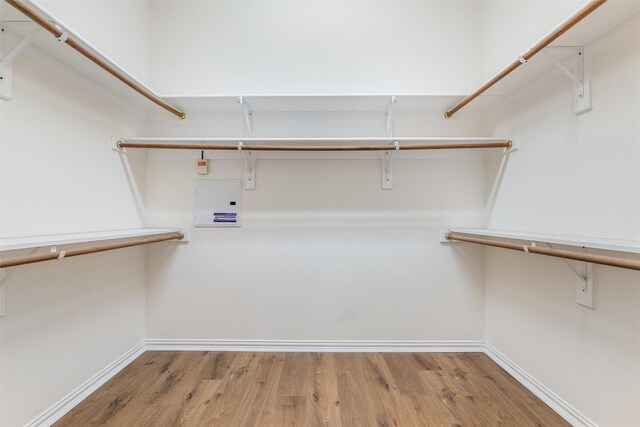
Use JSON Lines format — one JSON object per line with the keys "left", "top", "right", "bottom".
{"left": 117, "top": 140, "right": 512, "bottom": 151}
{"left": 4, "top": 0, "right": 186, "bottom": 119}
{"left": 445, "top": 0, "right": 607, "bottom": 118}
{"left": 446, "top": 233, "right": 640, "bottom": 272}
{"left": 0, "top": 232, "right": 184, "bottom": 269}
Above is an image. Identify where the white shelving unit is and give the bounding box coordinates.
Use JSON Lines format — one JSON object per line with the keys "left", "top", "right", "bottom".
{"left": 0, "top": 1, "right": 169, "bottom": 112}
{"left": 476, "top": 2, "right": 640, "bottom": 101}
{"left": 114, "top": 137, "right": 516, "bottom": 189}
{"left": 117, "top": 136, "right": 511, "bottom": 145}
{"left": 445, "top": 228, "right": 640, "bottom": 254}
{"left": 0, "top": 228, "right": 186, "bottom": 252}
{"left": 3, "top": 0, "right": 638, "bottom": 117}
{"left": 160, "top": 94, "right": 497, "bottom": 114}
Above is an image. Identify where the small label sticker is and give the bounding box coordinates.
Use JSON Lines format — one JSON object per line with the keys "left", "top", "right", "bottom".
{"left": 213, "top": 212, "right": 237, "bottom": 223}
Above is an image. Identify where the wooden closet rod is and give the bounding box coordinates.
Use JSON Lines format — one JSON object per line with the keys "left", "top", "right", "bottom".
{"left": 5, "top": 0, "right": 186, "bottom": 119}
{"left": 0, "top": 232, "right": 184, "bottom": 269}
{"left": 445, "top": 233, "right": 640, "bottom": 271}
{"left": 117, "top": 140, "right": 512, "bottom": 151}
{"left": 444, "top": 0, "right": 607, "bottom": 118}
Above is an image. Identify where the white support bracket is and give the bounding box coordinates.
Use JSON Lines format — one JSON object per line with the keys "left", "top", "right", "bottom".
{"left": 0, "top": 25, "right": 41, "bottom": 100}
{"left": 439, "top": 230, "right": 453, "bottom": 243}
{"left": 238, "top": 97, "right": 254, "bottom": 136}
{"left": 542, "top": 242, "right": 594, "bottom": 309}
{"left": 178, "top": 229, "right": 191, "bottom": 243}
{"left": 238, "top": 141, "right": 255, "bottom": 190}
{"left": 543, "top": 46, "right": 591, "bottom": 115}
{"left": 575, "top": 258, "right": 594, "bottom": 309}
{"left": 385, "top": 96, "right": 397, "bottom": 137}
{"left": 111, "top": 137, "right": 123, "bottom": 152}
{"left": 382, "top": 141, "right": 399, "bottom": 189}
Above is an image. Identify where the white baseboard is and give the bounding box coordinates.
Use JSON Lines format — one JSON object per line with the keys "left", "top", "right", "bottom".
{"left": 144, "top": 339, "right": 485, "bottom": 353}
{"left": 26, "top": 339, "right": 593, "bottom": 427}
{"left": 25, "top": 341, "right": 147, "bottom": 427}
{"left": 484, "top": 343, "right": 596, "bottom": 427}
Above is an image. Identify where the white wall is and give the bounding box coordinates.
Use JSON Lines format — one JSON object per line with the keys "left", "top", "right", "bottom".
{"left": 143, "top": 0, "right": 490, "bottom": 342}
{"left": 144, "top": 156, "right": 487, "bottom": 341}
{"left": 483, "top": 16, "right": 640, "bottom": 426}
{"left": 148, "top": 0, "right": 483, "bottom": 95}
{"left": 0, "top": 43, "right": 148, "bottom": 427}
{"left": 142, "top": 111, "right": 489, "bottom": 341}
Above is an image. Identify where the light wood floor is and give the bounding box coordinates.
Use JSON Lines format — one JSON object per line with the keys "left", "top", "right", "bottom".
{"left": 55, "top": 351, "right": 569, "bottom": 426}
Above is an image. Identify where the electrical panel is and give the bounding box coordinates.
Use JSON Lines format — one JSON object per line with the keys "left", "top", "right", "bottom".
{"left": 194, "top": 179, "right": 242, "bottom": 227}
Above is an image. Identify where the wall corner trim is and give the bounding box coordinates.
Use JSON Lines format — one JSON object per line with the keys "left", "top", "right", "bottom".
{"left": 24, "top": 341, "right": 147, "bottom": 427}
{"left": 484, "top": 343, "right": 597, "bottom": 427}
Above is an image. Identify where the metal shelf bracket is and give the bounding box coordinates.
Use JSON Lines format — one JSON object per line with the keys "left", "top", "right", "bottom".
{"left": 543, "top": 242, "right": 594, "bottom": 309}
{"left": 382, "top": 140, "right": 399, "bottom": 189}
{"left": 385, "top": 96, "right": 397, "bottom": 136}
{"left": 543, "top": 46, "right": 591, "bottom": 115}
{"left": 1, "top": 24, "right": 41, "bottom": 100}
{"left": 238, "top": 141, "right": 255, "bottom": 190}
{"left": 238, "top": 97, "right": 254, "bottom": 136}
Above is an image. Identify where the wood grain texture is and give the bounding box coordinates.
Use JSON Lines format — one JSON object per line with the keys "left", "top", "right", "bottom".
{"left": 55, "top": 351, "right": 569, "bottom": 426}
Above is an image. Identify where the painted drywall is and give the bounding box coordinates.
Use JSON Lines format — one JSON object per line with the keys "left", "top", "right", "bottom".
{"left": 145, "top": 158, "right": 487, "bottom": 341}
{"left": 142, "top": 107, "right": 489, "bottom": 341}
{"left": 141, "top": 0, "right": 490, "bottom": 344}
{"left": 0, "top": 54, "right": 148, "bottom": 427}
{"left": 0, "top": 55, "right": 147, "bottom": 237}
{"left": 148, "top": 0, "right": 483, "bottom": 94}
{"left": 482, "top": 16, "right": 640, "bottom": 426}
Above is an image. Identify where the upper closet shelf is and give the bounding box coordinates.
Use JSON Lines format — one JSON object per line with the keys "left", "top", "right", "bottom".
{"left": 1, "top": 0, "right": 184, "bottom": 118}
{"left": 446, "top": 228, "right": 640, "bottom": 254}
{"left": 445, "top": 0, "right": 640, "bottom": 117}
{"left": 0, "top": 228, "right": 184, "bottom": 252}
{"left": 160, "top": 94, "right": 497, "bottom": 114}
{"left": 3, "top": 0, "right": 637, "bottom": 118}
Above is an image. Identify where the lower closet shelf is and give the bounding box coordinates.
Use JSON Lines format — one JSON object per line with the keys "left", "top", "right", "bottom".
{"left": 0, "top": 228, "right": 188, "bottom": 269}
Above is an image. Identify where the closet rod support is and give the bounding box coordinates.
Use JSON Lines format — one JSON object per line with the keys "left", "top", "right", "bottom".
{"left": 382, "top": 141, "right": 399, "bottom": 189}
{"left": 0, "top": 24, "right": 41, "bottom": 100}
{"left": 238, "top": 141, "right": 255, "bottom": 190}
{"left": 0, "top": 25, "right": 40, "bottom": 66}
{"left": 543, "top": 46, "right": 591, "bottom": 114}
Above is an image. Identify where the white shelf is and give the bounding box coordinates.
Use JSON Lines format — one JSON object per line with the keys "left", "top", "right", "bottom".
{"left": 0, "top": 228, "right": 182, "bottom": 252}
{"left": 146, "top": 4, "right": 640, "bottom": 115}
{"left": 161, "top": 94, "right": 498, "bottom": 114}
{"left": 448, "top": 228, "right": 640, "bottom": 254}
{"left": 1, "top": 0, "right": 173, "bottom": 114}
{"left": 479, "top": 2, "right": 640, "bottom": 99}
{"left": 3, "top": 0, "right": 636, "bottom": 117}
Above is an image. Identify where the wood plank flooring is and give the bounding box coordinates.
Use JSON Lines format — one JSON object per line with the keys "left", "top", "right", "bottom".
{"left": 55, "top": 351, "right": 569, "bottom": 426}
